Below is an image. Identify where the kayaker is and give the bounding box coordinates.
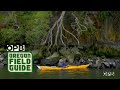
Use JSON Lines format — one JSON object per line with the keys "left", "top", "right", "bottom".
{"left": 58, "top": 59, "right": 67, "bottom": 67}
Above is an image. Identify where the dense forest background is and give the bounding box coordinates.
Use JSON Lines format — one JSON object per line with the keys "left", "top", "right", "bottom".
{"left": 0, "top": 11, "right": 120, "bottom": 59}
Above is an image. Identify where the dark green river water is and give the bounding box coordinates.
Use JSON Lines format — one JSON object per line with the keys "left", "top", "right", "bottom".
{"left": 0, "top": 66, "right": 120, "bottom": 79}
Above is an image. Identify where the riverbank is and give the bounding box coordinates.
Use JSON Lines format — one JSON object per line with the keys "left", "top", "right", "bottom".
{"left": 32, "top": 46, "right": 120, "bottom": 69}
{"left": 1, "top": 53, "right": 120, "bottom": 69}
{"left": 34, "top": 56, "right": 120, "bottom": 69}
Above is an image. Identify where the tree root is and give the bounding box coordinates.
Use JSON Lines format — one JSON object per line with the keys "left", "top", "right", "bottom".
{"left": 42, "top": 11, "right": 88, "bottom": 53}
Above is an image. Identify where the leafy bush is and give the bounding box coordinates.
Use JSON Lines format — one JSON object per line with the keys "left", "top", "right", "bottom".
{"left": 0, "top": 11, "right": 52, "bottom": 48}
{"left": 24, "top": 11, "right": 52, "bottom": 47}
{"left": 0, "top": 28, "right": 16, "bottom": 46}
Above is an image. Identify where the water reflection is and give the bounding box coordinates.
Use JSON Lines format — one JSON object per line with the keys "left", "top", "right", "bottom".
{"left": 38, "top": 68, "right": 90, "bottom": 79}
{"left": 0, "top": 67, "right": 120, "bottom": 79}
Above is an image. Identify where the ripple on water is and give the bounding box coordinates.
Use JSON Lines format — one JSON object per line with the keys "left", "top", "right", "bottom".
{"left": 0, "top": 67, "right": 120, "bottom": 79}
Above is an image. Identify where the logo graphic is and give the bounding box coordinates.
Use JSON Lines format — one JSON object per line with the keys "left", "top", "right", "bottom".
{"left": 7, "top": 45, "right": 25, "bottom": 51}
{"left": 7, "top": 45, "right": 33, "bottom": 72}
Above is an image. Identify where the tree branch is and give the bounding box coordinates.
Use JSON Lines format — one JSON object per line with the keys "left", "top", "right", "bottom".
{"left": 62, "top": 23, "right": 80, "bottom": 45}
{"left": 72, "top": 13, "right": 88, "bottom": 33}
{"left": 60, "top": 25, "right": 66, "bottom": 46}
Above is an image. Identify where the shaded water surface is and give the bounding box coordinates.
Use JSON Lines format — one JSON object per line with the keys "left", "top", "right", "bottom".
{"left": 0, "top": 66, "right": 120, "bottom": 79}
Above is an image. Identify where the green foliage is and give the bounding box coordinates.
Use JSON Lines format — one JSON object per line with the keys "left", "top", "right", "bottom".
{"left": 0, "top": 28, "right": 16, "bottom": 45}
{"left": 0, "top": 11, "right": 52, "bottom": 48}
{"left": 0, "top": 48, "right": 5, "bottom": 52}
{"left": 25, "top": 11, "right": 52, "bottom": 46}
{"left": 0, "top": 11, "right": 120, "bottom": 59}
{"left": 95, "top": 47, "right": 120, "bottom": 58}
{"left": 97, "top": 11, "right": 109, "bottom": 22}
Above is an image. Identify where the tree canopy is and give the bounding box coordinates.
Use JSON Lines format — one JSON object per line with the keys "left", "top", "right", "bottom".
{"left": 0, "top": 11, "right": 120, "bottom": 58}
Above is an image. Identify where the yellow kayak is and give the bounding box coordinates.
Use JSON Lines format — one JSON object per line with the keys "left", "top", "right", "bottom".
{"left": 37, "top": 64, "right": 90, "bottom": 71}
